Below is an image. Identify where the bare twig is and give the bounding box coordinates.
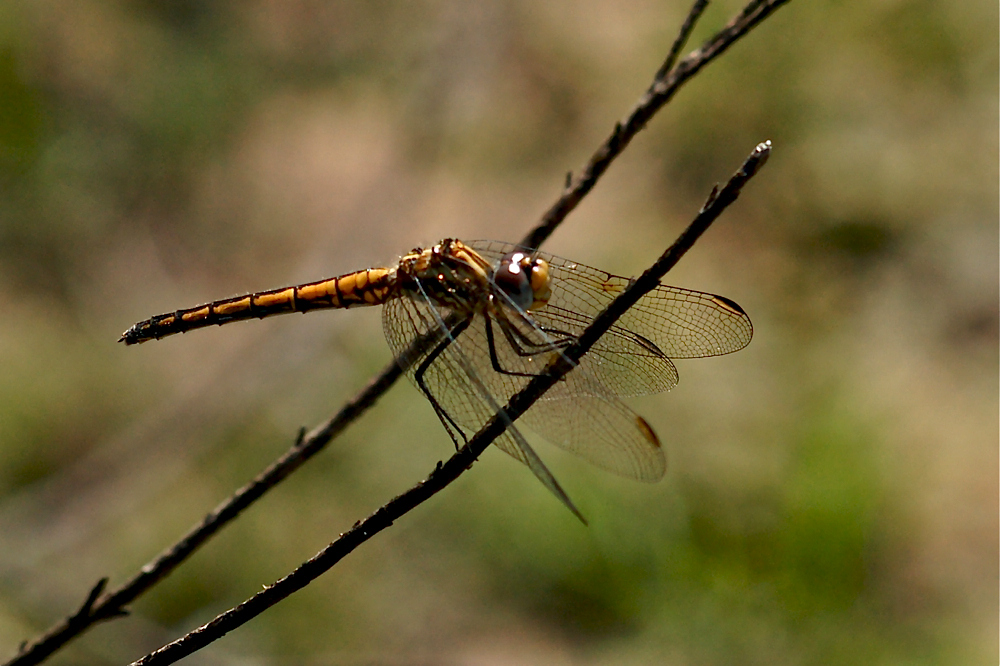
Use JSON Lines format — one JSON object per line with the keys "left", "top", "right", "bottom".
{"left": 130, "top": 141, "right": 771, "bottom": 666}
{"left": 521, "top": 0, "right": 790, "bottom": 250}
{"left": 654, "top": 0, "right": 709, "bottom": 84}
{"left": 6, "top": 0, "right": 789, "bottom": 662}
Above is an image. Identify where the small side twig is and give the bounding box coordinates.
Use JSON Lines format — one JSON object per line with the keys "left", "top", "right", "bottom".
{"left": 653, "top": 0, "right": 709, "bottom": 83}
{"left": 130, "top": 141, "right": 771, "bottom": 666}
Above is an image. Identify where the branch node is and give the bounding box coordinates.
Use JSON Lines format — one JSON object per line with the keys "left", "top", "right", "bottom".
{"left": 653, "top": 0, "right": 710, "bottom": 83}
{"left": 612, "top": 121, "right": 623, "bottom": 143}
{"left": 71, "top": 578, "right": 109, "bottom": 623}
{"left": 701, "top": 184, "right": 721, "bottom": 211}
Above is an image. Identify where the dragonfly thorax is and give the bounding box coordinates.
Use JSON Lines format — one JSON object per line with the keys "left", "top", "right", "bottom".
{"left": 397, "top": 239, "right": 495, "bottom": 312}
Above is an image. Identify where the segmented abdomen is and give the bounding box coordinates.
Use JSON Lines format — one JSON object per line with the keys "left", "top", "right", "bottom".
{"left": 120, "top": 267, "right": 398, "bottom": 345}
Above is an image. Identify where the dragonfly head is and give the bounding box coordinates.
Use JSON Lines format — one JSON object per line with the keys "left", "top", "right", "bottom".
{"left": 493, "top": 251, "right": 551, "bottom": 312}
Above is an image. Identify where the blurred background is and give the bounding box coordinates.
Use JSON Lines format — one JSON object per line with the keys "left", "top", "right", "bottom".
{"left": 0, "top": 1, "right": 995, "bottom": 664}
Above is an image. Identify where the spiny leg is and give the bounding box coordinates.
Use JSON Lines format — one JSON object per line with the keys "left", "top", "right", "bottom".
{"left": 414, "top": 316, "right": 474, "bottom": 451}
{"left": 484, "top": 311, "right": 574, "bottom": 379}
{"left": 500, "top": 314, "right": 576, "bottom": 356}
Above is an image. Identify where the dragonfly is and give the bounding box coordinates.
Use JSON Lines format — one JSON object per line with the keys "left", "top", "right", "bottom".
{"left": 121, "top": 239, "right": 752, "bottom": 519}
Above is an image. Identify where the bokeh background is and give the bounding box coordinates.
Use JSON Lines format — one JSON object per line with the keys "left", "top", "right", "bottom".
{"left": 0, "top": 1, "right": 996, "bottom": 664}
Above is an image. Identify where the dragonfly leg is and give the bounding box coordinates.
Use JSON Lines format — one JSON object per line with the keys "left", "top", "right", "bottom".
{"left": 484, "top": 315, "right": 541, "bottom": 379}
{"left": 484, "top": 313, "right": 573, "bottom": 379}
{"left": 414, "top": 316, "right": 473, "bottom": 451}
{"left": 497, "top": 307, "right": 581, "bottom": 359}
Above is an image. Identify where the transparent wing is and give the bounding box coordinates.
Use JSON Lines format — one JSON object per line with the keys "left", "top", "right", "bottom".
{"left": 527, "top": 304, "right": 679, "bottom": 397}
{"left": 382, "top": 294, "right": 665, "bottom": 481}
{"left": 519, "top": 394, "right": 665, "bottom": 481}
{"left": 468, "top": 240, "right": 753, "bottom": 364}
{"left": 385, "top": 292, "right": 600, "bottom": 516}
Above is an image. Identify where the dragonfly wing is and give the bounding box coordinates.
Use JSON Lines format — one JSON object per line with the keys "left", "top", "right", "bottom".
{"left": 384, "top": 293, "right": 589, "bottom": 519}
{"left": 603, "top": 280, "right": 752, "bottom": 359}
{"left": 467, "top": 240, "right": 753, "bottom": 361}
{"left": 384, "top": 297, "right": 485, "bottom": 433}
{"left": 528, "top": 304, "right": 679, "bottom": 396}
{"left": 384, "top": 290, "right": 667, "bottom": 484}
{"left": 519, "top": 369, "right": 666, "bottom": 481}
{"left": 384, "top": 296, "right": 538, "bottom": 444}
{"left": 499, "top": 427, "right": 587, "bottom": 523}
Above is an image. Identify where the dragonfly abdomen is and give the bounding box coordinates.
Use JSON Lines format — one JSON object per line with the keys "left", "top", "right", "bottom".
{"left": 120, "top": 267, "right": 398, "bottom": 345}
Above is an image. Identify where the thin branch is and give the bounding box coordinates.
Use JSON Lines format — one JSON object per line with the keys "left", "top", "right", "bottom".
{"left": 130, "top": 140, "right": 771, "bottom": 666}
{"left": 653, "top": 0, "right": 709, "bottom": 83}
{"left": 7, "top": 0, "right": 789, "bottom": 662}
{"left": 6, "top": 366, "right": 405, "bottom": 666}
{"left": 520, "top": 0, "right": 790, "bottom": 250}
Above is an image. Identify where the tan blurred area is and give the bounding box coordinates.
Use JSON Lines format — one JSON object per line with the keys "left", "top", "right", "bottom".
{"left": 0, "top": 1, "right": 995, "bottom": 664}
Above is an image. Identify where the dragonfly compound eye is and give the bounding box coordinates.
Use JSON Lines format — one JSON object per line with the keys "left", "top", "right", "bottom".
{"left": 527, "top": 258, "right": 551, "bottom": 309}
{"left": 493, "top": 252, "right": 536, "bottom": 310}
{"left": 493, "top": 252, "right": 552, "bottom": 311}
